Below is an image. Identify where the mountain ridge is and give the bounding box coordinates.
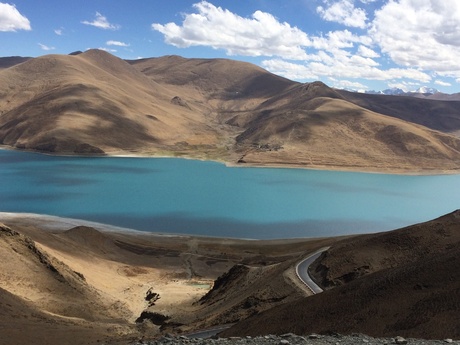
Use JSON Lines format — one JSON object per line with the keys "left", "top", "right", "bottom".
{"left": 1, "top": 50, "right": 460, "bottom": 173}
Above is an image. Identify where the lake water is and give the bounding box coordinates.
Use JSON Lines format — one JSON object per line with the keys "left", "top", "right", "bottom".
{"left": 0, "top": 149, "right": 459, "bottom": 239}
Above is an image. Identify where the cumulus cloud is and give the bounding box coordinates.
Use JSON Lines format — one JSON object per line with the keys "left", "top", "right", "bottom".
{"left": 317, "top": 0, "right": 368, "bottom": 29}
{"left": 106, "top": 40, "right": 129, "bottom": 47}
{"left": 0, "top": 2, "right": 31, "bottom": 32}
{"left": 357, "top": 45, "right": 379, "bottom": 58}
{"left": 310, "top": 29, "right": 371, "bottom": 51}
{"left": 96, "top": 47, "right": 117, "bottom": 52}
{"left": 82, "top": 12, "right": 120, "bottom": 30}
{"left": 152, "top": 1, "right": 311, "bottom": 60}
{"left": 370, "top": 0, "right": 460, "bottom": 78}
{"left": 435, "top": 80, "right": 451, "bottom": 87}
{"left": 328, "top": 77, "right": 368, "bottom": 90}
{"left": 262, "top": 58, "right": 430, "bottom": 84}
{"left": 261, "top": 59, "right": 318, "bottom": 80}
{"left": 152, "top": 1, "right": 459, "bottom": 90}
{"left": 38, "top": 43, "right": 55, "bottom": 51}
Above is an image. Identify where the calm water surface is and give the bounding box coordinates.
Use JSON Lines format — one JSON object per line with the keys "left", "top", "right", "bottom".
{"left": 1, "top": 149, "right": 459, "bottom": 239}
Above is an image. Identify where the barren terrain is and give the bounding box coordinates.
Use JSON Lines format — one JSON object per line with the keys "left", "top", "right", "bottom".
{"left": 1, "top": 51, "right": 460, "bottom": 173}
{"left": 1, "top": 211, "right": 459, "bottom": 343}
{"left": 221, "top": 210, "right": 460, "bottom": 339}
{"left": 0, "top": 213, "right": 338, "bottom": 345}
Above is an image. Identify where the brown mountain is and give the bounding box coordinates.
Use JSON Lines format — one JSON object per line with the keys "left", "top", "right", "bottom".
{"left": 0, "top": 222, "right": 140, "bottom": 345}
{"left": 0, "top": 56, "right": 32, "bottom": 69}
{"left": 220, "top": 210, "right": 460, "bottom": 339}
{"left": 0, "top": 50, "right": 221, "bottom": 155}
{"left": 337, "top": 90, "right": 460, "bottom": 135}
{"left": 1, "top": 50, "right": 460, "bottom": 172}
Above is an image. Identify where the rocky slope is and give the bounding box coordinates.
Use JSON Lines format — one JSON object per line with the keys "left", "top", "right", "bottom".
{"left": 131, "top": 334, "right": 457, "bottom": 345}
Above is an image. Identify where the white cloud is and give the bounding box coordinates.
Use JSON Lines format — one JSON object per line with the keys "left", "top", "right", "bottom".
{"left": 106, "top": 40, "right": 129, "bottom": 47}
{"left": 152, "top": 1, "right": 311, "bottom": 60}
{"left": 96, "top": 47, "right": 117, "bottom": 52}
{"left": 310, "top": 29, "right": 371, "bottom": 50}
{"left": 262, "top": 57, "right": 430, "bottom": 84}
{"left": 370, "top": 0, "right": 460, "bottom": 79}
{"left": 261, "top": 59, "right": 318, "bottom": 80}
{"left": 317, "top": 0, "right": 367, "bottom": 29}
{"left": 328, "top": 77, "right": 368, "bottom": 90}
{"left": 54, "top": 28, "right": 63, "bottom": 35}
{"left": 357, "top": 45, "right": 379, "bottom": 58}
{"left": 82, "top": 12, "right": 120, "bottom": 30}
{"left": 38, "top": 43, "right": 55, "bottom": 51}
{"left": 0, "top": 2, "right": 31, "bottom": 32}
{"left": 151, "top": 1, "right": 458, "bottom": 90}
{"left": 435, "top": 80, "right": 452, "bottom": 87}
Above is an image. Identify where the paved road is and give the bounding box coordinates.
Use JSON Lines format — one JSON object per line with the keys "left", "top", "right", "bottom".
{"left": 185, "top": 248, "right": 329, "bottom": 339}
{"left": 295, "top": 247, "right": 329, "bottom": 294}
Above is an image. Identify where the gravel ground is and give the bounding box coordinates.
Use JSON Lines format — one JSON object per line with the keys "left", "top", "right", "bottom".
{"left": 131, "top": 333, "right": 458, "bottom": 345}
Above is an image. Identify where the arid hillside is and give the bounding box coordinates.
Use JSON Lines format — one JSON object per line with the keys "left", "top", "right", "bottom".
{"left": 1, "top": 50, "right": 460, "bottom": 172}
{"left": 0, "top": 50, "right": 222, "bottom": 155}
{"left": 1, "top": 211, "right": 459, "bottom": 343}
{"left": 337, "top": 90, "right": 460, "bottom": 135}
{"left": 221, "top": 210, "right": 460, "bottom": 339}
{"left": 0, "top": 214, "right": 336, "bottom": 345}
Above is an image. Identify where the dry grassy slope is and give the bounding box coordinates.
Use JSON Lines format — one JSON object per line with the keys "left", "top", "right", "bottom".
{"left": 310, "top": 210, "right": 460, "bottom": 288}
{"left": 128, "top": 55, "right": 297, "bottom": 144}
{"left": 1, "top": 51, "right": 460, "bottom": 171}
{"left": 186, "top": 261, "right": 302, "bottom": 330}
{"left": 221, "top": 210, "right": 460, "bottom": 339}
{"left": 0, "top": 223, "right": 132, "bottom": 322}
{"left": 234, "top": 82, "right": 460, "bottom": 172}
{"left": 0, "top": 215, "right": 342, "bottom": 342}
{"left": 0, "top": 285, "right": 132, "bottom": 345}
{"left": 130, "top": 58, "right": 460, "bottom": 172}
{"left": 169, "top": 235, "right": 341, "bottom": 333}
{"left": 128, "top": 55, "right": 294, "bottom": 104}
{"left": 0, "top": 50, "right": 220, "bottom": 154}
{"left": 338, "top": 90, "right": 460, "bottom": 134}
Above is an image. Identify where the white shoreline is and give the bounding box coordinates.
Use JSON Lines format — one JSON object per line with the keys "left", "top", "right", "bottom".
{"left": 0, "top": 212, "right": 187, "bottom": 238}
{"left": 0, "top": 212, "right": 326, "bottom": 242}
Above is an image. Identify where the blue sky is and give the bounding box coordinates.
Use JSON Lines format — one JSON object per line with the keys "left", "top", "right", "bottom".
{"left": 1, "top": 0, "right": 460, "bottom": 93}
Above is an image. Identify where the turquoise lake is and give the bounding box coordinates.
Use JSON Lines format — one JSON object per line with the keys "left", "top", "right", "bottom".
{"left": 0, "top": 149, "right": 459, "bottom": 239}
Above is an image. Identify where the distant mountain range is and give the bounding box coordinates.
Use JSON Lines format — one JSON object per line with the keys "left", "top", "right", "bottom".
{"left": 1, "top": 51, "right": 460, "bottom": 173}
{"left": 365, "top": 86, "right": 439, "bottom": 95}
{"left": 347, "top": 86, "right": 460, "bottom": 101}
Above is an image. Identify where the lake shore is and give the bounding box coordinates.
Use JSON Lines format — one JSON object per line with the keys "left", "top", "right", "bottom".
{"left": 2, "top": 144, "right": 460, "bottom": 176}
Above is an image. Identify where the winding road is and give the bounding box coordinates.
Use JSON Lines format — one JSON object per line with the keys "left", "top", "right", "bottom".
{"left": 295, "top": 247, "right": 329, "bottom": 294}
{"left": 186, "top": 247, "right": 329, "bottom": 338}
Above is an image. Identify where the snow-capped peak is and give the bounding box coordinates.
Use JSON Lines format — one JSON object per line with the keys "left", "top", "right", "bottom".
{"left": 411, "top": 86, "right": 439, "bottom": 94}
